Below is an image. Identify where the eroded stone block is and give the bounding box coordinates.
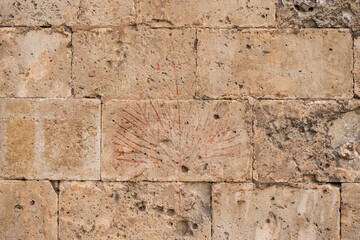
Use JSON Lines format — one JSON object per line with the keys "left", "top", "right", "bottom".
{"left": 341, "top": 183, "right": 360, "bottom": 240}
{"left": 0, "top": 0, "right": 79, "bottom": 26}
{"left": 0, "top": 180, "right": 57, "bottom": 240}
{"left": 254, "top": 100, "right": 360, "bottom": 182}
{"left": 72, "top": 28, "right": 196, "bottom": 100}
{"left": 277, "top": 0, "right": 360, "bottom": 32}
{"left": 0, "top": 99, "right": 101, "bottom": 180}
{"left": 355, "top": 37, "right": 360, "bottom": 97}
{"left": 0, "top": 28, "right": 72, "bottom": 97}
{"left": 212, "top": 183, "right": 340, "bottom": 240}
{"left": 137, "top": 0, "right": 276, "bottom": 27}
{"left": 59, "top": 181, "right": 211, "bottom": 239}
{"left": 197, "top": 29, "right": 353, "bottom": 99}
{"left": 102, "top": 100, "right": 252, "bottom": 181}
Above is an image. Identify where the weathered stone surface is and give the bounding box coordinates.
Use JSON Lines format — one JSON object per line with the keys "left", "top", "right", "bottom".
{"left": 277, "top": 0, "right": 360, "bottom": 32}
{"left": 341, "top": 183, "right": 360, "bottom": 240}
{"left": 75, "top": 0, "right": 135, "bottom": 28}
{"left": 137, "top": 0, "right": 276, "bottom": 27}
{"left": 212, "top": 183, "right": 340, "bottom": 240}
{"left": 197, "top": 29, "right": 353, "bottom": 99}
{"left": 0, "top": 0, "right": 79, "bottom": 26}
{"left": 0, "top": 28, "right": 72, "bottom": 97}
{"left": 254, "top": 100, "right": 360, "bottom": 183}
{"left": 102, "top": 100, "right": 252, "bottom": 181}
{"left": 59, "top": 181, "right": 211, "bottom": 239}
{"left": 0, "top": 180, "right": 57, "bottom": 240}
{"left": 0, "top": 99, "right": 101, "bottom": 180}
{"left": 72, "top": 28, "right": 196, "bottom": 100}
{"left": 355, "top": 37, "right": 360, "bottom": 97}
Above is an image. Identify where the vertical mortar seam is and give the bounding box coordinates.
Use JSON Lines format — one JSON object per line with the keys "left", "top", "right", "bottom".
{"left": 339, "top": 183, "right": 342, "bottom": 240}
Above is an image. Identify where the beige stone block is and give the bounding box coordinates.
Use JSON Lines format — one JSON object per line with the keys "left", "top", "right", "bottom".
{"left": 0, "top": 28, "right": 71, "bottom": 97}
{"left": 59, "top": 181, "right": 211, "bottom": 239}
{"left": 72, "top": 27, "right": 196, "bottom": 100}
{"left": 341, "top": 183, "right": 360, "bottom": 240}
{"left": 0, "top": 99, "right": 101, "bottom": 180}
{"left": 0, "top": 0, "right": 79, "bottom": 26}
{"left": 197, "top": 29, "right": 353, "bottom": 99}
{"left": 0, "top": 180, "right": 57, "bottom": 240}
{"left": 137, "top": 0, "right": 276, "bottom": 27}
{"left": 212, "top": 183, "right": 340, "bottom": 240}
{"left": 253, "top": 100, "right": 360, "bottom": 183}
{"left": 102, "top": 100, "right": 252, "bottom": 181}
{"left": 355, "top": 37, "right": 360, "bottom": 97}
{"left": 75, "top": 0, "right": 135, "bottom": 28}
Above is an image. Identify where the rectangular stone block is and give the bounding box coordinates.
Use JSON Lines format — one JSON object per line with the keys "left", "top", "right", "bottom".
{"left": 0, "top": 99, "right": 101, "bottom": 180}
{"left": 59, "top": 181, "right": 211, "bottom": 239}
{"left": 197, "top": 29, "right": 353, "bottom": 99}
{"left": 355, "top": 37, "right": 360, "bottom": 97}
{"left": 102, "top": 100, "right": 252, "bottom": 181}
{"left": 341, "top": 183, "right": 360, "bottom": 240}
{"left": 137, "top": 0, "right": 276, "bottom": 27}
{"left": 212, "top": 183, "right": 340, "bottom": 240}
{"left": 0, "top": 28, "right": 72, "bottom": 97}
{"left": 72, "top": 28, "right": 197, "bottom": 100}
{"left": 0, "top": 0, "right": 79, "bottom": 26}
{"left": 0, "top": 180, "right": 57, "bottom": 240}
{"left": 253, "top": 100, "right": 360, "bottom": 183}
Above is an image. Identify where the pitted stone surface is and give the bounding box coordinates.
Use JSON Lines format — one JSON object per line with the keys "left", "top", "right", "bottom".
{"left": 254, "top": 100, "right": 360, "bottom": 183}
{"left": 355, "top": 37, "right": 360, "bottom": 97}
{"left": 0, "top": 99, "right": 101, "bottom": 180}
{"left": 197, "top": 29, "right": 353, "bottom": 99}
{"left": 59, "top": 181, "right": 211, "bottom": 239}
{"left": 102, "top": 100, "right": 252, "bottom": 181}
{"left": 0, "top": 180, "right": 57, "bottom": 240}
{"left": 212, "top": 183, "right": 340, "bottom": 240}
{"left": 0, "top": 28, "right": 72, "bottom": 98}
{"left": 277, "top": 0, "right": 360, "bottom": 32}
{"left": 341, "top": 183, "right": 360, "bottom": 240}
{"left": 72, "top": 28, "right": 196, "bottom": 100}
{"left": 137, "top": 0, "right": 276, "bottom": 27}
{"left": 0, "top": 0, "right": 79, "bottom": 26}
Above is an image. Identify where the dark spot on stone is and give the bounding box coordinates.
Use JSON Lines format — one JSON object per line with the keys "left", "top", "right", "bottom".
{"left": 192, "top": 223, "right": 198, "bottom": 229}
{"left": 213, "top": 114, "right": 220, "bottom": 120}
{"left": 14, "top": 204, "right": 23, "bottom": 211}
{"left": 176, "top": 221, "right": 190, "bottom": 236}
{"left": 167, "top": 209, "right": 175, "bottom": 216}
{"left": 182, "top": 165, "right": 189, "bottom": 173}
{"left": 115, "top": 193, "right": 119, "bottom": 202}
{"left": 30, "top": 200, "right": 35, "bottom": 205}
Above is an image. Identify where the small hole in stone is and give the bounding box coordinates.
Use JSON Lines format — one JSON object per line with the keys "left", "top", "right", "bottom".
{"left": 213, "top": 114, "right": 220, "bottom": 120}
{"left": 30, "top": 200, "right": 35, "bottom": 205}
{"left": 246, "top": 44, "right": 251, "bottom": 49}
{"left": 192, "top": 223, "right": 198, "bottom": 229}
{"left": 167, "top": 209, "right": 175, "bottom": 216}
{"left": 181, "top": 165, "right": 189, "bottom": 173}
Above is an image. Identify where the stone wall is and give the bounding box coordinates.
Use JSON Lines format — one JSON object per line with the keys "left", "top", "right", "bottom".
{"left": 0, "top": 0, "right": 359, "bottom": 239}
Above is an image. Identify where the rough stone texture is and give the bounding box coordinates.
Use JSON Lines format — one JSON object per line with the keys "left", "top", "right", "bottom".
{"left": 72, "top": 28, "right": 196, "bottom": 100}
{"left": 0, "top": 28, "right": 72, "bottom": 98}
{"left": 212, "top": 183, "right": 340, "bottom": 240}
{"left": 355, "top": 37, "right": 360, "bottom": 97}
{"left": 0, "top": 99, "right": 101, "bottom": 180}
{"left": 137, "top": 0, "right": 276, "bottom": 27}
{"left": 254, "top": 100, "right": 360, "bottom": 183}
{"left": 0, "top": 180, "right": 57, "bottom": 240}
{"left": 102, "top": 100, "right": 252, "bottom": 181}
{"left": 75, "top": 0, "right": 135, "bottom": 28}
{"left": 60, "top": 181, "right": 211, "bottom": 239}
{"left": 197, "top": 29, "right": 353, "bottom": 99}
{"left": 277, "top": 0, "right": 360, "bottom": 32}
{"left": 0, "top": 0, "right": 79, "bottom": 26}
{"left": 341, "top": 183, "right": 360, "bottom": 240}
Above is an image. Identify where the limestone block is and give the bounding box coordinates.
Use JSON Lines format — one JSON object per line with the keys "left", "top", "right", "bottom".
{"left": 0, "top": 28, "right": 72, "bottom": 97}
{"left": 341, "top": 183, "right": 360, "bottom": 240}
{"left": 212, "top": 183, "right": 340, "bottom": 240}
{"left": 59, "top": 181, "right": 211, "bottom": 239}
{"left": 0, "top": 180, "right": 57, "bottom": 240}
{"left": 253, "top": 100, "right": 360, "bottom": 182}
{"left": 102, "top": 100, "right": 252, "bottom": 181}
{"left": 137, "top": 0, "right": 276, "bottom": 27}
{"left": 197, "top": 29, "right": 353, "bottom": 99}
{"left": 72, "top": 28, "right": 196, "bottom": 100}
{"left": 277, "top": 0, "right": 360, "bottom": 32}
{"left": 0, "top": 0, "right": 79, "bottom": 26}
{"left": 0, "top": 99, "right": 101, "bottom": 180}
